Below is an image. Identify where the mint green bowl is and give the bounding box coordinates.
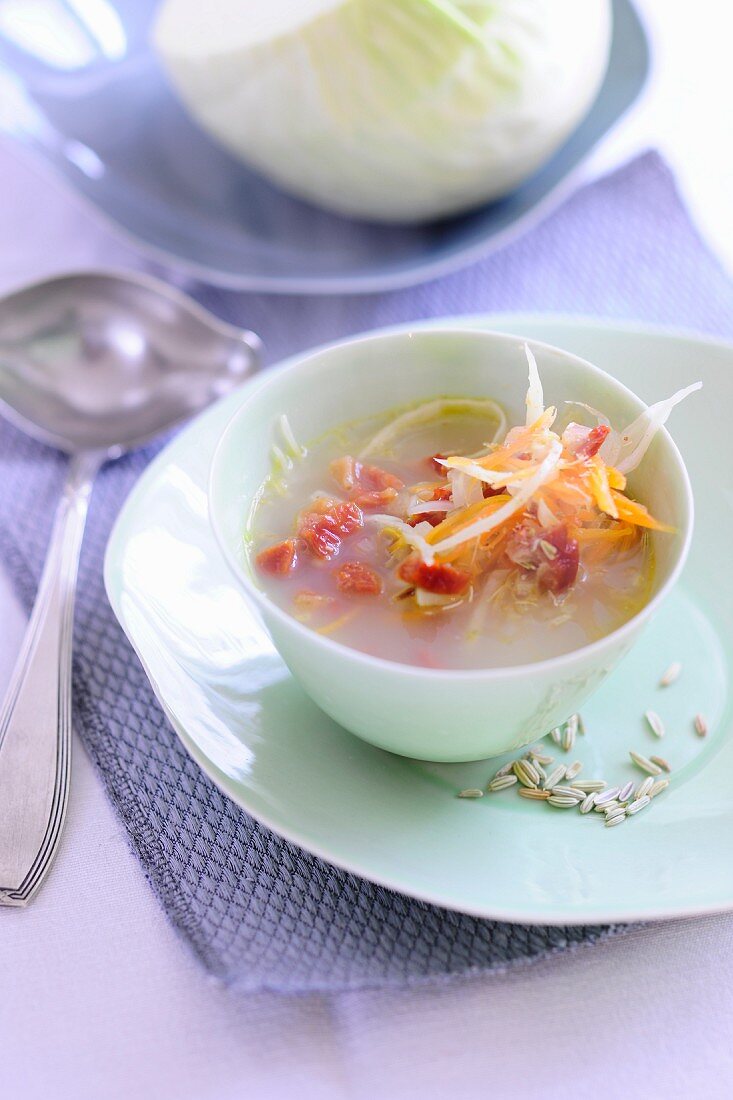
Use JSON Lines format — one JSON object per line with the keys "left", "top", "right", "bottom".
{"left": 208, "top": 329, "right": 693, "bottom": 762}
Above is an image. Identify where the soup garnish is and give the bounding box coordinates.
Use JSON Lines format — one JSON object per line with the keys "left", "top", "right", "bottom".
{"left": 250, "top": 350, "right": 698, "bottom": 669}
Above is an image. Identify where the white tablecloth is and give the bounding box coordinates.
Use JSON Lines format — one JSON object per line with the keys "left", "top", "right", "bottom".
{"left": 2, "top": 3, "right": 733, "bottom": 1096}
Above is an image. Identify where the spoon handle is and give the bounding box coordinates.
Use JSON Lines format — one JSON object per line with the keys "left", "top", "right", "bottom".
{"left": 0, "top": 451, "right": 101, "bottom": 905}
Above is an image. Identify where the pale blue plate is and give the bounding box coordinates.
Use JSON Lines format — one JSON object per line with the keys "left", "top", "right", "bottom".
{"left": 0, "top": 0, "right": 649, "bottom": 294}
{"left": 104, "top": 317, "right": 732, "bottom": 925}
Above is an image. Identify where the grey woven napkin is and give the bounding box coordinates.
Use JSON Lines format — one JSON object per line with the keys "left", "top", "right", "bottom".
{"left": 0, "top": 152, "right": 731, "bottom": 993}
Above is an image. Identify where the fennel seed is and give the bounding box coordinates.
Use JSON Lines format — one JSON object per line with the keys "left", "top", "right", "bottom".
{"left": 618, "top": 781, "right": 634, "bottom": 803}
{"left": 650, "top": 755, "right": 671, "bottom": 773}
{"left": 493, "top": 761, "right": 515, "bottom": 779}
{"left": 513, "top": 760, "right": 539, "bottom": 789}
{"left": 645, "top": 710, "right": 665, "bottom": 738}
{"left": 629, "top": 751, "right": 662, "bottom": 776}
{"left": 562, "top": 715, "right": 578, "bottom": 752}
{"left": 488, "top": 775, "right": 518, "bottom": 792}
{"left": 518, "top": 788, "right": 551, "bottom": 801}
{"left": 564, "top": 760, "right": 583, "bottom": 781}
{"left": 550, "top": 785, "right": 584, "bottom": 802}
{"left": 458, "top": 789, "right": 484, "bottom": 799}
{"left": 570, "top": 780, "right": 606, "bottom": 793}
{"left": 634, "top": 776, "right": 655, "bottom": 800}
{"left": 548, "top": 795, "right": 579, "bottom": 808}
{"left": 659, "top": 662, "right": 682, "bottom": 687}
{"left": 543, "top": 765, "right": 566, "bottom": 790}
{"left": 580, "top": 793, "right": 597, "bottom": 814}
{"left": 528, "top": 752, "right": 554, "bottom": 766}
{"left": 694, "top": 713, "right": 708, "bottom": 737}
{"left": 521, "top": 758, "right": 541, "bottom": 784}
{"left": 605, "top": 813, "right": 626, "bottom": 828}
{"left": 649, "top": 778, "right": 670, "bottom": 798}
{"left": 595, "top": 786, "right": 621, "bottom": 806}
{"left": 626, "top": 795, "right": 651, "bottom": 816}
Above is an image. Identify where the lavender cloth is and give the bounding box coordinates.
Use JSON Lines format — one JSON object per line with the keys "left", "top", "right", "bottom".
{"left": 0, "top": 152, "right": 731, "bottom": 993}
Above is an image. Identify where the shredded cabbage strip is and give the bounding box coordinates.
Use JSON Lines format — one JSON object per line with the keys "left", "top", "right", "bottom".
{"left": 360, "top": 398, "right": 506, "bottom": 459}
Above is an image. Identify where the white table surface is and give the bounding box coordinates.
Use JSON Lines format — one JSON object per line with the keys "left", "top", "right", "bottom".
{"left": 2, "top": 3, "right": 733, "bottom": 1097}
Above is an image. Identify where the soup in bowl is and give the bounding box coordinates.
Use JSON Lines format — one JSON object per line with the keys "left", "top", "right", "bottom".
{"left": 209, "top": 329, "right": 694, "bottom": 761}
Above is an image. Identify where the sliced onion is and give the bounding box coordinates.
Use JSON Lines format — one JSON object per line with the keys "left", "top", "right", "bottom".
{"left": 599, "top": 428, "right": 622, "bottom": 468}
{"left": 367, "top": 514, "right": 437, "bottom": 564}
{"left": 537, "top": 498, "right": 559, "bottom": 527}
{"left": 563, "top": 401, "right": 610, "bottom": 427}
{"left": 278, "top": 413, "right": 306, "bottom": 460}
{"left": 410, "top": 500, "right": 452, "bottom": 515}
{"left": 440, "top": 456, "right": 515, "bottom": 486}
{"left": 360, "top": 398, "right": 506, "bottom": 459}
{"left": 616, "top": 382, "right": 701, "bottom": 474}
{"left": 415, "top": 589, "right": 460, "bottom": 608}
{"left": 448, "top": 467, "right": 483, "bottom": 508}
{"left": 525, "top": 344, "right": 544, "bottom": 426}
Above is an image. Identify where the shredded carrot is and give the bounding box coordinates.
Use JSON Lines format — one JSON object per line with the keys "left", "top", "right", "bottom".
{"left": 426, "top": 494, "right": 510, "bottom": 544}
{"left": 316, "top": 609, "right": 360, "bottom": 635}
{"left": 574, "top": 524, "right": 636, "bottom": 543}
{"left": 611, "top": 492, "right": 674, "bottom": 532}
{"left": 588, "top": 457, "right": 619, "bottom": 518}
{"left": 607, "top": 467, "right": 627, "bottom": 490}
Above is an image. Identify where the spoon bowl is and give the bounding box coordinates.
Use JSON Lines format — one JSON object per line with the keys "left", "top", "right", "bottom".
{"left": 0, "top": 269, "right": 259, "bottom": 905}
{"left": 0, "top": 270, "right": 260, "bottom": 454}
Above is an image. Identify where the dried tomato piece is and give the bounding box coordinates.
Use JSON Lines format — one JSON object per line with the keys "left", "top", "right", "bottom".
{"left": 330, "top": 455, "right": 403, "bottom": 494}
{"left": 536, "top": 526, "right": 580, "bottom": 595}
{"left": 300, "top": 523, "right": 341, "bottom": 559}
{"left": 398, "top": 556, "right": 472, "bottom": 595}
{"left": 362, "top": 463, "right": 403, "bottom": 492}
{"left": 428, "top": 453, "right": 448, "bottom": 472}
{"left": 408, "top": 511, "right": 445, "bottom": 528}
{"left": 482, "top": 483, "right": 503, "bottom": 498}
{"left": 353, "top": 487, "right": 399, "bottom": 511}
{"left": 577, "top": 424, "right": 610, "bottom": 458}
{"left": 334, "top": 561, "right": 383, "bottom": 596}
{"left": 407, "top": 483, "right": 453, "bottom": 527}
{"left": 256, "top": 539, "right": 300, "bottom": 575}
{"left": 329, "top": 455, "right": 359, "bottom": 492}
{"left": 311, "top": 497, "right": 364, "bottom": 535}
{"left": 297, "top": 498, "right": 364, "bottom": 560}
{"left": 563, "top": 423, "right": 610, "bottom": 459}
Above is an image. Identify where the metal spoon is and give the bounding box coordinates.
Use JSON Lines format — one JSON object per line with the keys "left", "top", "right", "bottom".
{"left": 0, "top": 270, "right": 260, "bottom": 905}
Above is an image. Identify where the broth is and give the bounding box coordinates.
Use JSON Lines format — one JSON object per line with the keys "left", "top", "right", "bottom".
{"left": 248, "top": 397, "right": 655, "bottom": 670}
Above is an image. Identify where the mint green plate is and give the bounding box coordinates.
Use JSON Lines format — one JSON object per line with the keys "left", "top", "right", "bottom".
{"left": 104, "top": 317, "right": 733, "bottom": 925}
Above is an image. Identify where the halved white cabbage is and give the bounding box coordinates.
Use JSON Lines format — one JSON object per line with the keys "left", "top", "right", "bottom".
{"left": 154, "top": 0, "right": 612, "bottom": 223}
